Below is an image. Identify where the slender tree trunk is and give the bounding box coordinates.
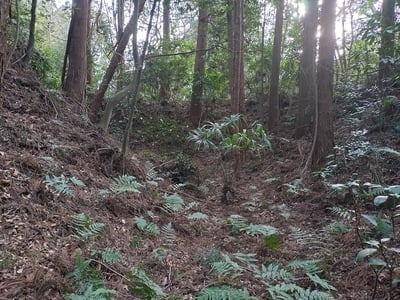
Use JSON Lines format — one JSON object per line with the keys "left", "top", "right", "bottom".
{"left": 159, "top": 0, "right": 171, "bottom": 103}
{"left": 189, "top": 5, "right": 209, "bottom": 128}
{"left": 90, "top": 0, "right": 146, "bottom": 123}
{"left": 228, "top": 0, "right": 245, "bottom": 114}
{"left": 0, "top": 0, "right": 11, "bottom": 89}
{"left": 379, "top": 0, "right": 396, "bottom": 86}
{"left": 294, "top": 0, "right": 318, "bottom": 138}
{"left": 62, "top": 0, "right": 90, "bottom": 110}
{"left": 267, "top": 0, "right": 284, "bottom": 131}
{"left": 23, "top": 0, "right": 37, "bottom": 63}
{"left": 311, "top": 0, "right": 336, "bottom": 170}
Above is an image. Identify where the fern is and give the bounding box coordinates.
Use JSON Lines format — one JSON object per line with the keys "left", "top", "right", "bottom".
{"left": 307, "top": 273, "right": 337, "bottom": 291}
{"left": 187, "top": 212, "right": 209, "bottom": 220}
{"left": 163, "top": 193, "right": 185, "bottom": 212}
{"left": 328, "top": 206, "right": 355, "bottom": 220}
{"left": 211, "top": 253, "right": 243, "bottom": 278}
{"left": 101, "top": 248, "right": 123, "bottom": 264}
{"left": 134, "top": 216, "right": 160, "bottom": 236}
{"left": 161, "top": 223, "right": 175, "bottom": 248}
{"left": 255, "top": 262, "right": 294, "bottom": 281}
{"left": 232, "top": 252, "right": 259, "bottom": 271}
{"left": 226, "top": 215, "right": 248, "bottom": 234}
{"left": 268, "top": 283, "right": 335, "bottom": 300}
{"left": 45, "top": 174, "right": 73, "bottom": 196}
{"left": 128, "top": 268, "right": 164, "bottom": 299}
{"left": 289, "top": 226, "right": 329, "bottom": 253}
{"left": 72, "top": 213, "right": 105, "bottom": 241}
{"left": 66, "top": 254, "right": 116, "bottom": 300}
{"left": 240, "top": 224, "right": 279, "bottom": 237}
{"left": 110, "top": 174, "right": 142, "bottom": 194}
{"left": 287, "top": 259, "right": 323, "bottom": 275}
{"left": 70, "top": 176, "right": 86, "bottom": 187}
{"left": 152, "top": 247, "right": 169, "bottom": 261}
{"left": 196, "top": 285, "right": 257, "bottom": 300}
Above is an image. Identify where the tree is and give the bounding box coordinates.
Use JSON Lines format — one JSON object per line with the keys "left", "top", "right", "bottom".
{"left": 267, "top": 0, "right": 285, "bottom": 131}
{"left": 158, "top": 0, "right": 171, "bottom": 103}
{"left": 310, "top": 0, "right": 336, "bottom": 170}
{"left": 189, "top": 3, "right": 209, "bottom": 128}
{"left": 294, "top": 0, "right": 318, "bottom": 138}
{"left": 0, "top": 0, "right": 11, "bottom": 88}
{"left": 23, "top": 0, "right": 37, "bottom": 63}
{"left": 62, "top": 0, "right": 90, "bottom": 109}
{"left": 379, "top": 0, "right": 396, "bottom": 86}
{"left": 90, "top": 0, "right": 146, "bottom": 124}
{"left": 228, "top": 0, "right": 245, "bottom": 114}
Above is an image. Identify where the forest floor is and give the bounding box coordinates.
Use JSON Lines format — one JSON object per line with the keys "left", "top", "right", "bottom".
{"left": 1, "top": 66, "right": 400, "bottom": 300}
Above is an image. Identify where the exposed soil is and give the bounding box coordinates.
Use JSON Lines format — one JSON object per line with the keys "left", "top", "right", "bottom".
{"left": 1, "top": 67, "right": 400, "bottom": 299}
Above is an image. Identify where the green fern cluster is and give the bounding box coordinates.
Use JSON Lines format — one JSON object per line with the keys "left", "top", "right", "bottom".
{"left": 196, "top": 285, "right": 257, "bottom": 300}
{"left": 226, "top": 215, "right": 279, "bottom": 237}
{"left": 110, "top": 174, "right": 143, "bottom": 194}
{"left": 44, "top": 174, "right": 85, "bottom": 196}
{"left": 72, "top": 213, "right": 105, "bottom": 241}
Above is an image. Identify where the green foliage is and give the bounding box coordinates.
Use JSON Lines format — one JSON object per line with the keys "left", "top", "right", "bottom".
{"left": 0, "top": 252, "right": 14, "bottom": 270}
{"left": 211, "top": 253, "right": 244, "bottom": 279}
{"left": 163, "top": 193, "right": 185, "bottom": 212}
{"left": 100, "top": 248, "right": 124, "bottom": 264}
{"left": 131, "top": 235, "right": 144, "bottom": 248}
{"left": 255, "top": 263, "right": 294, "bottom": 281}
{"left": 110, "top": 175, "right": 143, "bottom": 194}
{"left": 263, "top": 234, "right": 282, "bottom": 252}
{"left": 128, "top": 268, "right": 165, "bottom": 300}
{"left": 134, "top": 216, "right": 160, "bottom": 236}
{"left": 161, "top": 223, "right": 176, "bottom": 248}
{"left": 72, "top": 213, "right": 105, "bottom": 241}
{"left": 225, "top": 215, "right": 248, "bottom": 235}
{"left": 240, "top": 224, "right": 279, "bottom": 237}
{"left": 267, "top": 284, "right": 335, "bottom": 300}
{"left": 66, "top": 254, "right": 116, "bottom": 300}
{"left": 44, "top": 174, "right": 85, "bottom": 196}
{"left": 195, "top": 285, "right": 257, "bottom": 300}
{"left": 187, "top": 212, "right": 209, "bottom": 220}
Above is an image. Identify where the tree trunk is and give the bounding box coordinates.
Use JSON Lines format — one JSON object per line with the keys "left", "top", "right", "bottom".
{"left": 23, "top": 0, "right": 37, "bottom": 63}
{"left": 0, "top": 0, "right": 11, "bottom": 88}
{"left": 311, "top": 0, "right": 336, "bottom": 170}
{"left": 294, "top": 0, "right": 318, "bottom": 138}
{"left": 228, "top": 0, "right": 245, "bottom": 114}
{"left": 159, "top": 0, "right": 171, "bottom": 103}
{"left": 89, "top": 0, "right": 146, "bottom": 123}
{"left": 62, "top": 0, "right": 90, "bottom": 110}
{"left": 379, "top": 0, "right": 396, "bottom": 85}
{"left": 189, "top": 5, "right": 209, "bottom": 128}
{"left": 267, "top": 0, "right": 284, "bottom": 131}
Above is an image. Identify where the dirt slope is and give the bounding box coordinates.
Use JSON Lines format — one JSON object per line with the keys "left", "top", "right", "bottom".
{"left": 1, "top": 67, "right": 399, "bottom": 299}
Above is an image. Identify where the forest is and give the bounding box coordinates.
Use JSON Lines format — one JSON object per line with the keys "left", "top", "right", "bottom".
{"left": 0, "top": 0, "right": 399, "bottom": 299}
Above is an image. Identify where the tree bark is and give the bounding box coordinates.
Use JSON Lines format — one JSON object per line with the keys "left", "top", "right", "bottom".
{"left": 23, "top": 0, "right": 37, "bottom": 63}
{"left": 189, "top": 5, "right": 209, "bottom": 128}
{"left": 62, "top": 0, "right": 90, "bottom": 109}
{"left": 0, "top": 0, "right": 11, "bottom": 88}
{"left": 311, "top": 0, "right": 336, "bottom": 170}
{"left": 379, "top": 0, "right": 396, "bottom": 85}
{"left": 294, "top": 0, "right": 318, "bottom": 138}
{"left": 90, "top": 0, "right": 146, "bottom": 123}
{"left": 228, "top": 0, "right": 245, "bottom": 114}
{"left": 158, "top": 0, "right": 171, "bottom": 103}
{"left": 267, "top": 0, "right": 284, "bottom": 131}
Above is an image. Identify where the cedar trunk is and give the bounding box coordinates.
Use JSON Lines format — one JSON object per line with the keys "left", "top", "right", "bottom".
{"left": 268, "top": 0, "right": 284, "bottom": 131}
{"left": 311, "top": 0, "right": 336, "bottom": 170}
{"left": 63, "top": 0, "right": 89, "bottom": 109}
{"left": 189, "top": 5, "right": 209, "bottom": 128}
{"left": 294, "top": 0, "right": 318, "bottom": 138}
{"left": 0, "top": 0, "right": 11, "bottom": 88}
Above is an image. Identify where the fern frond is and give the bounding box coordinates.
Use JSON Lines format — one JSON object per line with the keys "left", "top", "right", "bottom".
{"left": 232, "top": 252, "right": 259, "bottom": 271}
{"left": 211, "top": 253, "right": 243, "bottom": 279}
{"left": 72, "top": 213, "right": 105, "bottom": 241}
{"left": 101, "top": 248, "right": 123, "bottom": 264}
{"left": 289, "top": 226, "right": 329, "bottom": 252}
{"left": 240, "top": 224, "right": 279, "bottom": 237}
{"left": 196, "top": 285, "right": 257, "bottom": 300}
{"left": 328, "top": 206, "right": 355, "bottom": 220}
{"left": 255, "top": 263, "right": 294, "bottom": 281}
{"left": 267, "top": 283, "right": 305, "bottom": 299}
{"left": 161, "top": 223, "right": 175, "bottom": 248}
{"left": 306, "top": 273, "right": 337, "bottom": 291}
{"left": 134, "top": 216, "right": 160, "bottom": 235}
{"left": 70, "top": 176, "right": 86, "bottom": 187}
{"left": 110, "top": 175, "right": 142, "bottom": 194}
{"left": 128, "top": 268, "right": 165, "bottom": 299}
{"left": 152, "top": 247, "right": 169, "bottom": 261}
{"left": 226, "top": 215, "right": 248, "bottom": 234}
{"left": 187, "top": 212, "right": 209, "bottom": 220}
{"left": 288, "top": 259, "right": 322, "bottom": 275}
{"left": 163, "top": 193, "right": 185, "bottom": 212}
{"left": 45, "top": 174, "right": 73, "bottom": 196}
